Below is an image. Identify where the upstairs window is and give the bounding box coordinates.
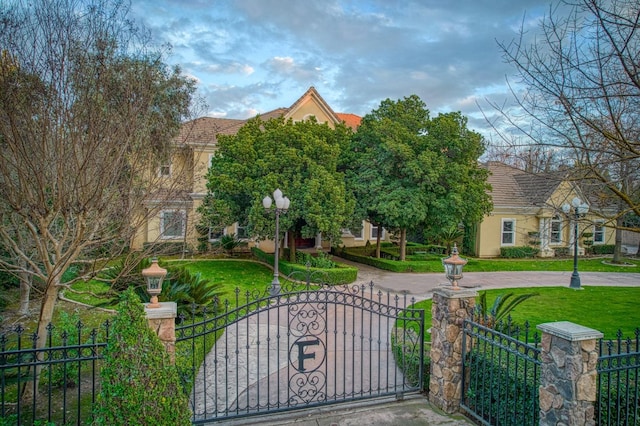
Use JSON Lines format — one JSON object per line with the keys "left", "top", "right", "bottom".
{"left": 158, "top": 164, "right": 171, "bottom": 177}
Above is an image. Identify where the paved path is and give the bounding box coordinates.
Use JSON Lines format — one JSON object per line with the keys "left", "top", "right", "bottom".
{"left": 341, "top": 258, "right": 640, "bottom": 301}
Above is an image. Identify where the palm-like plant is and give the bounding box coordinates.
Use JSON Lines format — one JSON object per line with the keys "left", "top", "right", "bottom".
{"left": 474, "top": 291, "right": 538, "bottom": 328}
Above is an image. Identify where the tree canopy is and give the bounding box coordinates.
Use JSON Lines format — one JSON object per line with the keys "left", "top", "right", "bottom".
{"left": 200, "top": 116, "right": 354, "bottom": 259}
{"left": 347, "top": 95, "right": 491, "bottom": 260}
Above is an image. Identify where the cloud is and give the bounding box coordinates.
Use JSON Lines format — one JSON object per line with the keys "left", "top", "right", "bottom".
{"left": 131, "top": 0, "right": 552, "bottom": 137}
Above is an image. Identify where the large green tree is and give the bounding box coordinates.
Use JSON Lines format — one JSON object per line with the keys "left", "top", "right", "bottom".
{"left": 0, "top": 0, "right": 196, "bottom": 391}
{"left": 348, "top": 95, "right": 491, "bottom": 260}
{"left": 200, "top": 116, "right": 354, "bottom": 260}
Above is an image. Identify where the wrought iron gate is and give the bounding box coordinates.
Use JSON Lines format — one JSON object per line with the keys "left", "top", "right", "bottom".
{"left": 177, "top": 278, "right": 425, "bottom": 424}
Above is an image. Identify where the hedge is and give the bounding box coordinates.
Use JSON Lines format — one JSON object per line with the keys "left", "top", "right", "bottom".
{"left": 331, "top": 247, "right": 443, "bottom": 273}
{"left": 500, "top": 246, "right": 540, "bottom": 259}
{"left": 592, "top": 244, "right": 616, "bottom": 255}
{"left": 251, "top": 248, "right": 357, "bottom": 285}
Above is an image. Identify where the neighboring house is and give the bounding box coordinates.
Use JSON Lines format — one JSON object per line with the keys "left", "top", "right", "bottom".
{"left": 475, "top": 162, "right": 616, "bottom": 258}
{"left": 131, "top": 87, "right": 390, "bottom": 252}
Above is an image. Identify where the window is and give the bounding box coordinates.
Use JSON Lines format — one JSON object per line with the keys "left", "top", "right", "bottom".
{"left": 158, "top": 164, "right": 171, "bottom": 177}
{"left": 550, "top": 215, "right": 562, "bottom": 244}
{"left": 351, "top": 223, "right": 364, "bottom": 240}
{"left": 342, "top": 222, "right": 364, "bottom": 240}
{"left": 370, "top": 225, "right": 385, "bottom": 240}
{"left": 501, "top": 219, "right": 515, "bottom": 246}
{"left": 160, "top": 210, "right": 185, "bottom": 239}
{"left": 208, "top": 226, "right": 224, "bottom": 242}
{"left": 235, "top": 223, "right": 249, "bottom": 240}
{"left": 593, "top": 220, "right": 605, "bottom": 244}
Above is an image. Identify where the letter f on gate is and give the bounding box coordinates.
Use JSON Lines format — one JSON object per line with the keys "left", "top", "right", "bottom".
{"left": 295, "top": 338, "right": 320, "bottom": 372}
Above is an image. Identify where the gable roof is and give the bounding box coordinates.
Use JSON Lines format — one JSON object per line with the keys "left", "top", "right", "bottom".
{"left": 175, "top": 87, "right": 360, "bottom": 146}
{"left": 485, "top": 161, "right": 565, "bottom": 208}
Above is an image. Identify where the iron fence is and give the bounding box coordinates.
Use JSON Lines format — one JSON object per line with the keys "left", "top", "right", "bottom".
{"left": 461, "top": 318, "right": 541, "bottom": 426}
{"left": 597, "top": 328, "right": 640, "bottom": 426}
{"left": 0, "top": 320, "right": 110, "bottom": 426}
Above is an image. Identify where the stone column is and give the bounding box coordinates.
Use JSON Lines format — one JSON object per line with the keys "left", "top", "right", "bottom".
{"left": 537, "top": 321, "right": 603, "bottom": 426}
{"left": 145, "top": 302, "right": 177, "bottom": 364}
{"left": 429, "top": 287, "right": 477, "bottom": 414}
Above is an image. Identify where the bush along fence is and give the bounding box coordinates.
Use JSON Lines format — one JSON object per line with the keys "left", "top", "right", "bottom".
{"left": 429, "top": 287, "right": 640, "bottom": 426}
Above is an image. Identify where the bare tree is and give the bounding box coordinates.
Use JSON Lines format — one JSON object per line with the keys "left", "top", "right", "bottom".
{"left": 487, "top": 0, "right": 640, "bottom": 260}
{"left": 0, "top": 0, "right": 197, "bottom": 391}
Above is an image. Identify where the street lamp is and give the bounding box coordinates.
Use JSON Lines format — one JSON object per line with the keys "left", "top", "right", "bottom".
{"left": 562, "top": 197, "right": 589, "bottom": 289}
{"left": 442, "top": 243, "right": 467, "bottom": 290}
{"left": 263, "top": 189, "right": 290, "bottom": 296}
{"left": 142, "top": 257, "right": 167, "bottom": 308}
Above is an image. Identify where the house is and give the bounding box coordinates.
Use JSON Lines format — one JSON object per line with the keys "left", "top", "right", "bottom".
{"left": 131, "top": 87, "right": 390, "bottom": 253}
{"left": 475, "top": 162, "right": 616, "bottom": 258}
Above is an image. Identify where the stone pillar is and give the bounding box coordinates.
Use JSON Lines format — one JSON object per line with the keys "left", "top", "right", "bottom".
{"left": 145, "top": 302, "right": 177, "bottom": 364}
{"left": 537, "top": 321, "right": 603, "bottom": 426}
{"left": 429, "top": 287, "right": 477, "bottom": 414}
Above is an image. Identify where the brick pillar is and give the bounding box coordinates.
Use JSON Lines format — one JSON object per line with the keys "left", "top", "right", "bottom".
{"left": 537, "top": 321, "right": 603, "bottom": 426}
{"left": 145, "top": 302, "right": 177, "bottom": 364}
{"left": 429, "top": 287, "right": 477, "bottom": 414}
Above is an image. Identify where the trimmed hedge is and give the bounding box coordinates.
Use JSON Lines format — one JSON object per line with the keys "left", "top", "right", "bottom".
{"left": 251, "top": 248, "right": 357, "bottom": 284}
{"left": 592, "top": 244, "right": 616, "bottom": 255}
{"left": 331, "top": 247, "right": 443, "bottom": 273}
{"left": 500, "top": 246, "right": 540, "bottom": 259}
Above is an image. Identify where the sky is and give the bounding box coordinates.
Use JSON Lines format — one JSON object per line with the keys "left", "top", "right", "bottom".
{"left": 130, "top": 0, "right": 556, "bottom": 138}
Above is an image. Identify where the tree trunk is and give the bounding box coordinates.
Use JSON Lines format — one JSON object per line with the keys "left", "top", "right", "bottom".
{"left": 399, "top": 228, "right": 407, "bottom": 261}
{"left": 288, "top": 231, "right": 296, "bottom": 262}
{"left": 613, "top": 216, "right": 624, "bottom": 263}
{"left": 375, "top": 225, "right": 381, "bottom": 259}
{"left": 22, "top": 279, "right": 60, "bottom": 400}
{"left": 18, "top": 270, "right": 31, "bottom": 315}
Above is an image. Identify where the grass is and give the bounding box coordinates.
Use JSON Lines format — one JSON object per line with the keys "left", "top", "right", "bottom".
{"left": 169, "top": 259, "right": 277, "bottom": 303}
{"left": 464, "top": 257, "right": 639, "bottom": 272}
{"left": 407, "top": 286, "right": 640, "bottom": 342}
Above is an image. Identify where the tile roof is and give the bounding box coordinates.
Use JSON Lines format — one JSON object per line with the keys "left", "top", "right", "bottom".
{"left": 336, "top": 113, "right": 362, "bottom": 129}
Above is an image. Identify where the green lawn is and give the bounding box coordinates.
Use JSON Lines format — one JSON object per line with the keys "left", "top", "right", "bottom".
{"left": 464, "top": 257, "right": 639, "bottom": 272}
{"left": 410, "top": 286, "right": 640, "bottom": 341}
{"left": 170, "top": 259, "right": 277, "bottom": 302}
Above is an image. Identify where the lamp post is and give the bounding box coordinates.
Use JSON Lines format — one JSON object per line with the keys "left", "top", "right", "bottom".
{"left": 562, "top": 197, "right": 589, "bottom": 289}
{"left": 142, "top": 257, "right": 167, "bottom": 308}
{"left": 442, "top": 243, "right": 467, "bottom": 290}
{"left": 263, "top": 189, "right": 290, "bottom": 296}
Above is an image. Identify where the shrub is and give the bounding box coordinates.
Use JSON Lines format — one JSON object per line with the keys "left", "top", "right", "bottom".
{"left": 93, "top": 288, "right": 191, "bottom": 425}
{"left": 593, "top": 244, "right": 615, "bottom": 255}
{"left": 500, "top": 246, "right": 539, "bottom": 258}
{"left": 43, "top": 311, "right": 81, "bottom": 389}
{"left": 252, "top": 248, "right": 357, "bottom": 284}
{"left": 391, "top": 327, "right": 430, "bottom": 392}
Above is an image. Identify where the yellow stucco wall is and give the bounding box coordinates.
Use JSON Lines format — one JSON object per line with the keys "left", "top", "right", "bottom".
{"left": 477, "top": 211, "right": 616, "bottom": 258}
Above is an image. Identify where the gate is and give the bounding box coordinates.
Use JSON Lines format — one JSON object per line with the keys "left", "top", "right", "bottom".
{"left": 176, "top": 277, "right": 425, "bottom": 424}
